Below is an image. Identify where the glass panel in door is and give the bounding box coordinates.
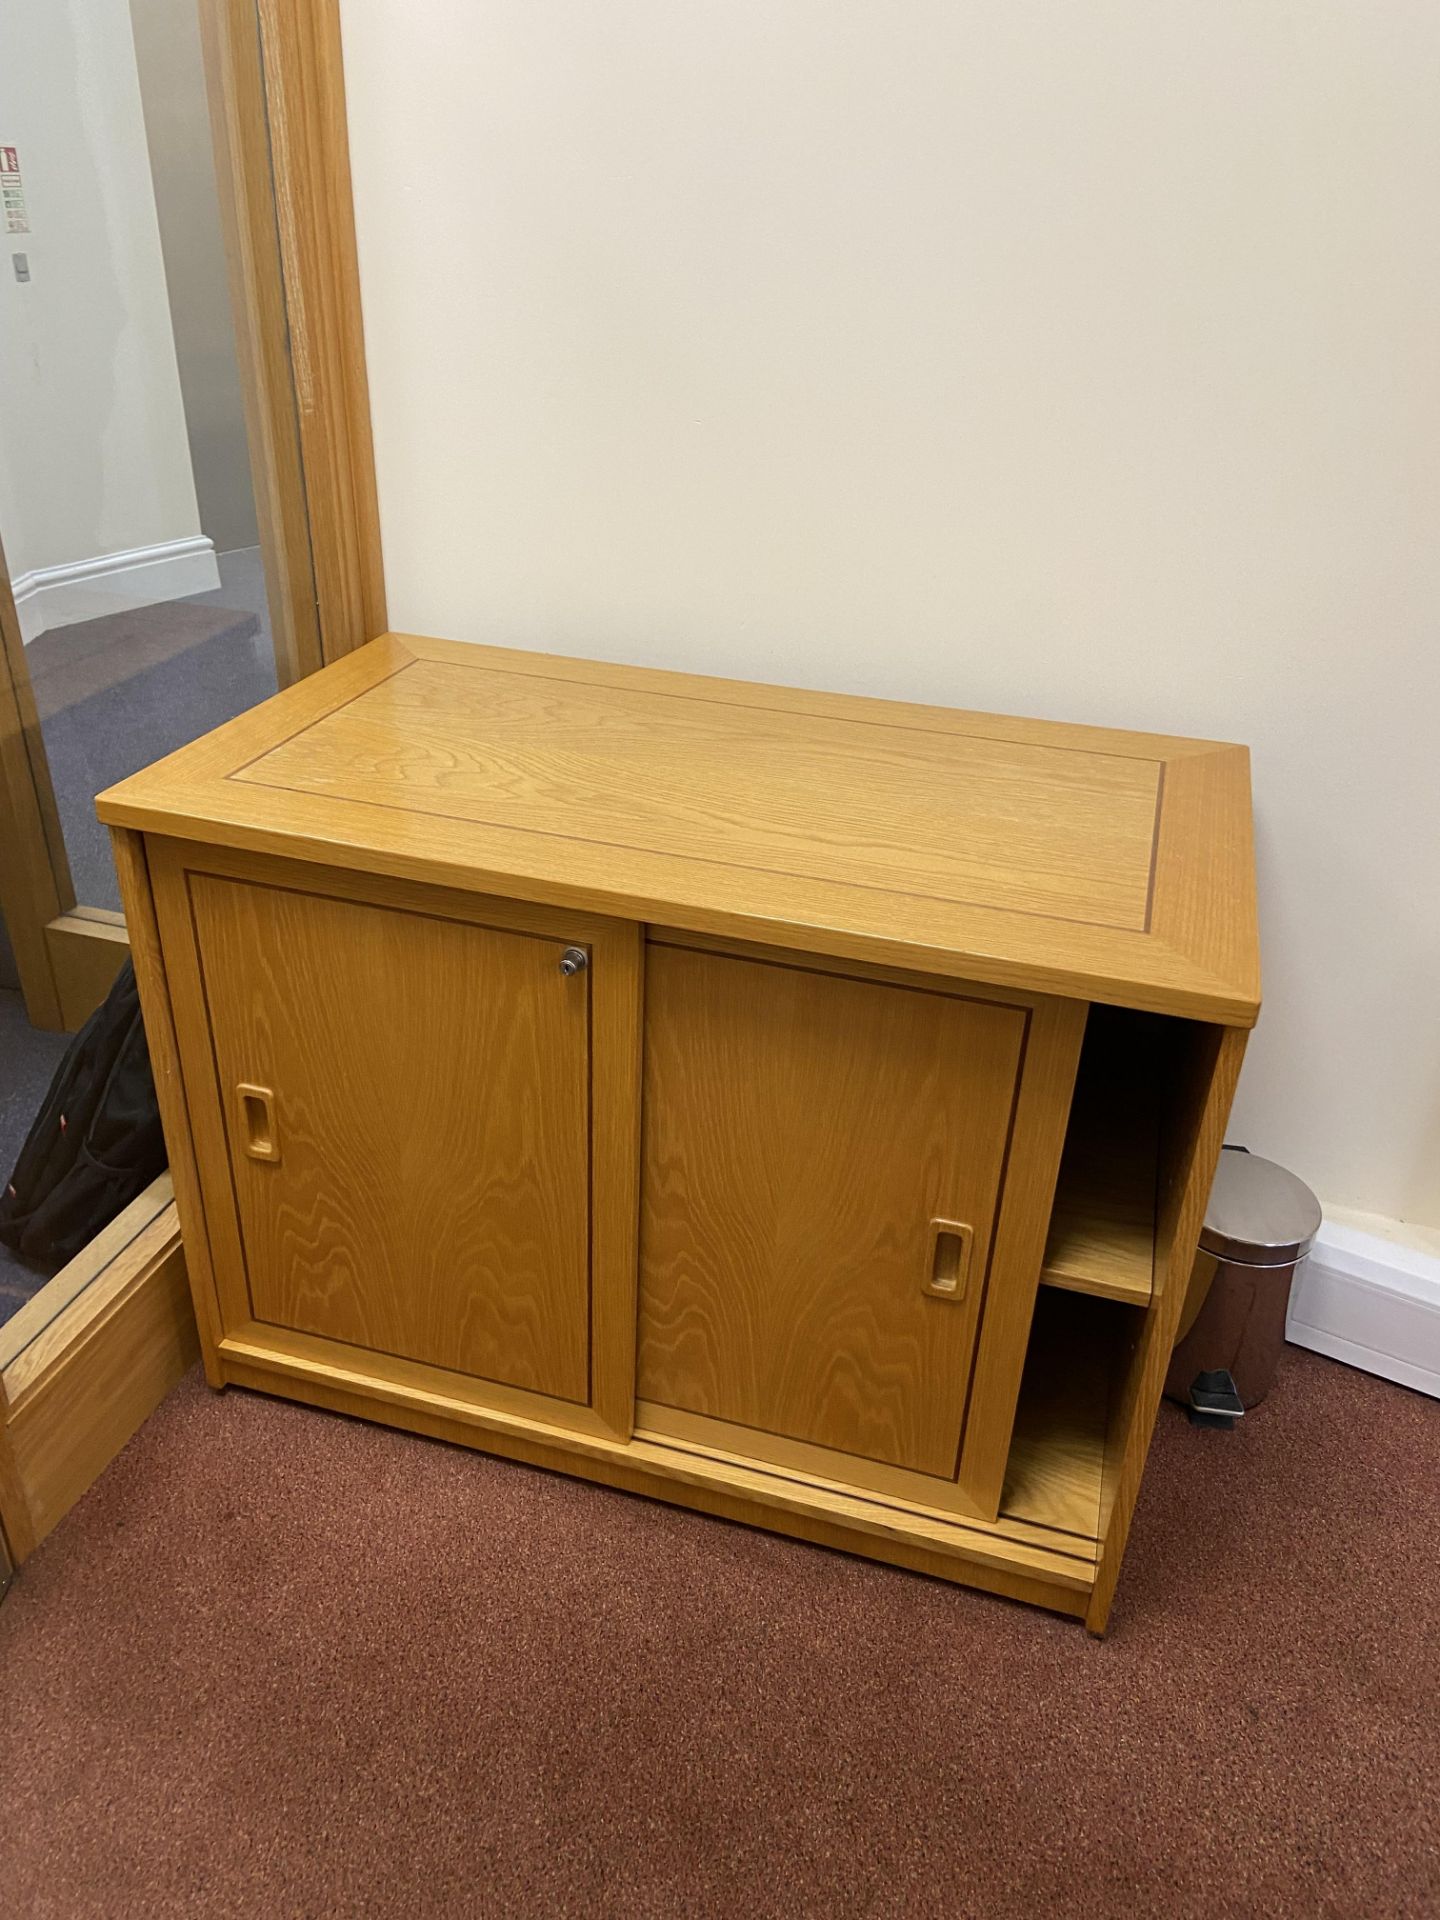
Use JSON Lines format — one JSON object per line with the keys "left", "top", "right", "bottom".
{"left": 0, "top": 0, "right": 309, "bottom": 1335}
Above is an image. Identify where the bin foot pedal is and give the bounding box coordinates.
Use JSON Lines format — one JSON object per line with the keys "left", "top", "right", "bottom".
{"left": 1187, "top": 1369, "right": 1245, "bottom": 1428}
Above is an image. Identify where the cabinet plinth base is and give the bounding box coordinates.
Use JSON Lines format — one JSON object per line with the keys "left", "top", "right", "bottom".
{"left": 216, "top": 1325, "right": 1097, "bottom": 1624}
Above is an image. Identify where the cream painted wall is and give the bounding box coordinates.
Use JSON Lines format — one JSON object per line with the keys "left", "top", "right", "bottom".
{"left": 338, "top": 1, "right": 1440, "bottom": 1227}
{"left": 0, "top": 0, "right": 212, "bottom": 625}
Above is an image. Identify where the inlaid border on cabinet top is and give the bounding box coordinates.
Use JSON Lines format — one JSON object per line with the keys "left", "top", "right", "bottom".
{"left": 97, "top": 631, "right": 1259, "bottom": 1026}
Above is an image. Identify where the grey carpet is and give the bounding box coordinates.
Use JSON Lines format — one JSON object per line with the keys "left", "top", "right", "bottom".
{"left": 0, "top": 989, "right": 72, "bottom": 1322}
{"left": 25, "top": 599, "right": 263, "bottom": 722}
{"left": 37, "top": 602, "right": 276, "bottom": 910}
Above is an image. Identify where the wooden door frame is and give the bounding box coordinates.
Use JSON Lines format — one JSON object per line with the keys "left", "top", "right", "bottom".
{"left": 0, "top": 0, "right": 385, "bottom": 1569}
{"left": 0, "top": 530, "right": 76, "bottom": 1029}
{"left": 0, "top": 0, "right": 385, "bottom": 1036}
{"left": 204, "top": 0, "right": 386, "bottom": 686}
{"left": 0, "top": 1180, "right": 197, "bottom": 1562}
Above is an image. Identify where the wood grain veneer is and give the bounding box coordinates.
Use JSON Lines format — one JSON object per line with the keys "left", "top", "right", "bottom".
{"left": 636, "top": 938, "right": 1086, "bottom": 1520}
{"left": 215, "top": 1318, "right": 1100, "bottom": 1606}
{"left": 147, "top": 837, "right": 642, "bottom": 1441}
{"left": 253, "top": 0, "right": 386, "bottom": 659}
{"left": 638, "top": 944, "right": 1030, "bottom": 1489}
{"left": 97, "top": 633, "right": 1259, "bottom": 1027}
{"left": 104, "top": 634, "right": 1258, "bottom": 1631}
{"left": 1040, "top": 1008, "right": 1164, "bottom": 1307}
{"left": 1084, "top": 1023, "right": 1248, "bottom": 1634}
{"left": 190, "top": 874, "right": 593, "bottom": 1401}
{"left": 199, "top": 0, "right": 323, "bottom": 686}
{"left": 1, "top": 1204, "right": 197, "bottom": 1557}
{"left": 0, "top": 526, "right": 69, "bottom": 1029}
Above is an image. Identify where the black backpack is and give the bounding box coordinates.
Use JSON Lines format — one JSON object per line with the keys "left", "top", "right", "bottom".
{"left": 1, "top": 960, "right": 167, "bottom": 1275}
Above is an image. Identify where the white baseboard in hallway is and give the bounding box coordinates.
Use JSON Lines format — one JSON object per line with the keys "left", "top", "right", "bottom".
{"left": 1288, "top": 1213, "right": 1440, "bottom": 1399}
{"left": 13, "top": 536, "right": 222, "bottom": 641}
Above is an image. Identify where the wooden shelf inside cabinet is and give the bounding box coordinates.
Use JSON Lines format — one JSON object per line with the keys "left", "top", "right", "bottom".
{"left": 1040, "top": 1013, "right": 1162, "bottom": 1308}
{"left": 1001, "top": 1288, "right": 1128, "bottom": 1545}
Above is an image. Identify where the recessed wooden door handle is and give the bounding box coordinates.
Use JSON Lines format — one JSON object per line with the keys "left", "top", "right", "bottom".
{"left": 923, "top": 1219, "right": 974, "bottom": 1300}
{"left": 237, "top": 1083, "right": 280, "bottom": 1163}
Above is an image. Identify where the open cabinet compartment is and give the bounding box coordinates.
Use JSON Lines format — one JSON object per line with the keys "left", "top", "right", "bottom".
{"left": 996, "top": 1010, "right": 1240, "bottom": 1612}
{"left": 1040, "top": 1004, "right": 1175, "bottom": 1307}
{"left": 1000, "top": 1285, "right": 1140, "bottom": 1548}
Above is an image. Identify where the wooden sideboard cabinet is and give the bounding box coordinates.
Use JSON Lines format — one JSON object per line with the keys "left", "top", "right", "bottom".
{"left": 98, "top": 634, "right": 1258, "bottom": 1633}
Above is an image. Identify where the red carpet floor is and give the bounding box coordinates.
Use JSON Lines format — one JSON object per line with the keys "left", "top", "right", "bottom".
{"left": 1, "top": 1346, "right": 1435, "bottom": 1918}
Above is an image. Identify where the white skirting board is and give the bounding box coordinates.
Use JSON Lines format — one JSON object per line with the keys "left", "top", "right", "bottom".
{"left": 13, "top": 536, "right": 221, "bottom": 642}
{"left": 1287, "top": 1215, "right": 1440, "bottom": 1400}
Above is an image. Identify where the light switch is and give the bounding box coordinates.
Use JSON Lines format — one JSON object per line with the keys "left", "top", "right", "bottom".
{"left": 12, "top": 253, "right": 29, "bottom": 282}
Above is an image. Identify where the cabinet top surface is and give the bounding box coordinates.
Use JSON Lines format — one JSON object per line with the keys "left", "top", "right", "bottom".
{"left": 98, "top": 632, "right": 1259, "bottom": 1023}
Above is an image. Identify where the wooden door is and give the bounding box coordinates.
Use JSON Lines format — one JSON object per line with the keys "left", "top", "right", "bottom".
{"left": 189, "top": 874, "right": 589, "bottom": 1400}
{"left": 150, "top": 844, "right": 642, "bottom": 1434}
{"left": 638, "top": 940, "right": 1081, "bottom": 1516}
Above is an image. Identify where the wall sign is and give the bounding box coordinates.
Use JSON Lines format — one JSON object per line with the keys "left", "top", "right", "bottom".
{"left": 2, "top": 146, "right": 30, "bottom": 234}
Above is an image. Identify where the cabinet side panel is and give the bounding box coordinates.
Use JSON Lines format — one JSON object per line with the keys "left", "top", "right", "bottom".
{"left": 1085, "top": 1024, "right": 1247, "bottom": 1634}
{"left": 955, "top": 995, "right": 1089, "bottom": 1514}
{"left": 111, "top": 827, "right": 227, "bottom": 1386}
